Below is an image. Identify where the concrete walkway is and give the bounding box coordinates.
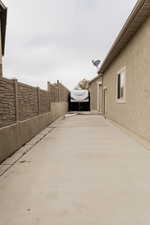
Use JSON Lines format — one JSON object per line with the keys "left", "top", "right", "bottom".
{"left": 0, "top": 115, "right": 150, "bottom": 225}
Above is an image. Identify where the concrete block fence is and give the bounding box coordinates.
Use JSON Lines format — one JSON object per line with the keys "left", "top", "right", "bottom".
{"left": 0, "top": 77, "right": 69, "bottom": 163}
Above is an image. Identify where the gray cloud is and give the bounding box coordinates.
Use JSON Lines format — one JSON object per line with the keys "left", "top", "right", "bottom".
{"left": 3, "top": 0, "right": 137, "bottom": 90}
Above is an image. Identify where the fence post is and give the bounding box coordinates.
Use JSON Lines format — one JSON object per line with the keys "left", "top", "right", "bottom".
{"left": 37, "top": 87, "right": 40, "bottom": 115}
{"left": 47, "top": 82, "right": 51, "bottom": 112}
{"left": 57, "top": 80, "right": 60, "bottom": 102}
{"left": 13, "top": 79, "right": 19, "bottom": 122}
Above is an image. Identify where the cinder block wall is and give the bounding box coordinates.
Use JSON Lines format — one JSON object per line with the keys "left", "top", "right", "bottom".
{"left": 18, "top": 83, "right": 39, "bottom": 121}
{"left": 0, "top": 78, "right": 16, "bottom": 127}
{"left": 0, "top": 78, "right": 69, "bottom": 163}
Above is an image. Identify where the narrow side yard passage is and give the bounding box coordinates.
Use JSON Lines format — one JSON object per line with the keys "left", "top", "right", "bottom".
{"left": 0, "top": 115, "right": 150, "bottom": 225}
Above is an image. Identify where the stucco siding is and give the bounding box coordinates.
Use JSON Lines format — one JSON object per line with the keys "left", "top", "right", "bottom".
{"left": 103, "top": 16, "right": 150, "bottom": 141}
{"left": 90, "top": 82, "right": 98, "bottom": 111}
{"left": 90, "top": 77, "right": 102, "bottom": 111}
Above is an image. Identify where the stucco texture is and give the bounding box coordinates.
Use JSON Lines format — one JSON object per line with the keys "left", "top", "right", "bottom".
{"left": 103, "top": 16, "right": 150, "bottom": 142}
{"left": 89, "top": 77, "right": 102, "bottom": 112}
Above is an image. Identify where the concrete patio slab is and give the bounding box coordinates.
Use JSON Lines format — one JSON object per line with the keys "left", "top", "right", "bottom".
{"left": 0, "top": 115, "right": 150, "bottom": 225}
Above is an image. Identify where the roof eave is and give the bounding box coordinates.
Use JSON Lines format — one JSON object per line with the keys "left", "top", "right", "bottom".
{"left": 0, "top": 2, "right": 7, "bottom": 56}
{"left": 89, "top": 73, "right": 103, "bottom": 85}
{"left": 0, "top": 0, "right": 7, "bottom": 10}
{"left": 98, "top": 0, "right": 150, "bottom": 75}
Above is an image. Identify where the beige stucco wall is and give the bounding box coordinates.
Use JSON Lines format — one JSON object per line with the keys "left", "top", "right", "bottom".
{"left": 103, "top": 16, "right": 150, "bottom": 142}
{"left": 89, "top": 77, "right": 102, "bottom": 111}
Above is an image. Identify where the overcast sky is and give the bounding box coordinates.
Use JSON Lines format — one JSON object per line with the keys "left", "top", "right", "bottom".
{"left": 3, "top": 0, "right": 137, "bottom": 90}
